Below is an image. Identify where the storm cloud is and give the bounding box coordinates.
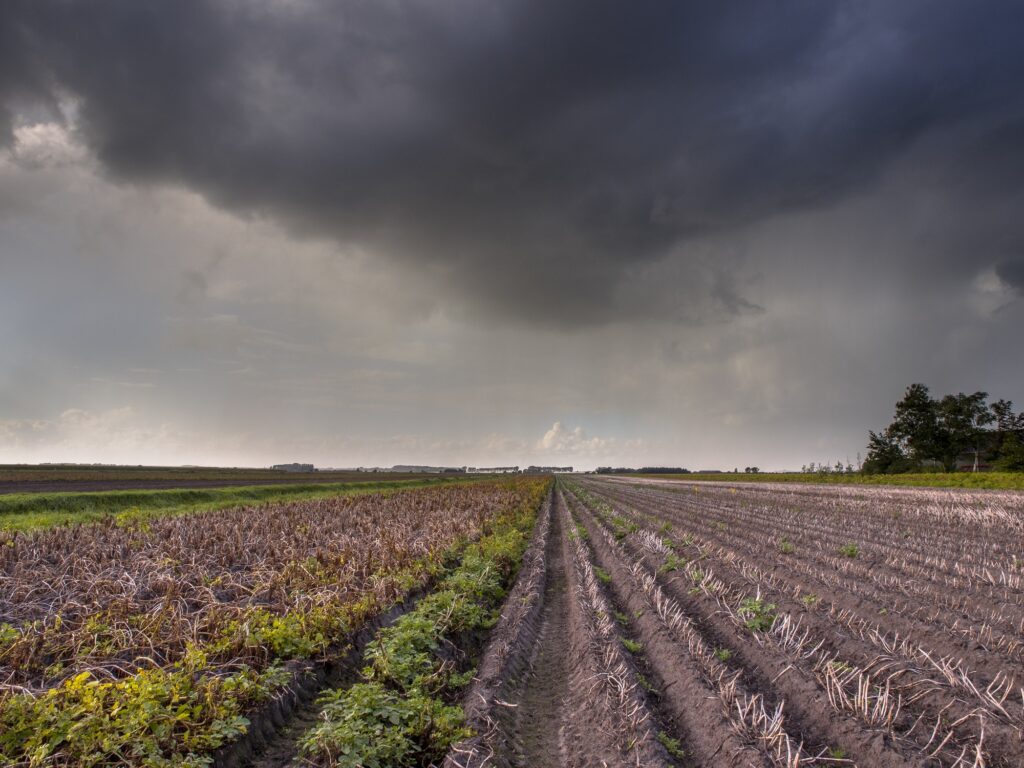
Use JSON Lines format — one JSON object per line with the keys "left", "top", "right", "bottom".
{"left": 2, "top": 1, "right": 1024, "bottom": 468}
{"left": 2, "top": 1, "right": 1022, "bottom": 324}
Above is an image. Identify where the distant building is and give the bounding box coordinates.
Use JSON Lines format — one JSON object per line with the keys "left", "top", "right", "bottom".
{"left": 466, "top": 466, "right": 520, "bottom": 474}
{"left": 388, "top": 465, "right": 466, "bottom": 473}
{"left": 526, "top": 466, "right": 573, "bottom": 473}
{"left": 271, "top": 463, "right": 315, "bottom": 472}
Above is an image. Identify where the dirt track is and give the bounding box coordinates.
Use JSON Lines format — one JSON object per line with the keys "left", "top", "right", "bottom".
{"left": 514, "top": 497, "right": 572, "bottom": 767}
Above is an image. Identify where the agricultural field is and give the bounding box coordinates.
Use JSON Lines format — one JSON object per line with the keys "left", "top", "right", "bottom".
{"left": 4, "top": 473, "right": 1024, "bottom": 767}
{"left": 454, "top": 475, "right": 1023, "bottom": 768}
{"left": 0, "top": 476, "right": 469, "bottom": 533}
{"left": 0, "top": 465, "right": 436, "bottom": 495}
{"left": 0, "top": 477, "right": 549, "bottom": 766}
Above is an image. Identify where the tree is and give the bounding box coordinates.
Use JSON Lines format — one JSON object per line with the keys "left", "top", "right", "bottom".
{"left": 938, "top": 391, "right": 993, "bottom": 471}
{"left": 990, "top": 399, "right": 1018, "bottom": 432}
{"left": 862, "top": 429, "right": 911, "bottom": 474}
{"left": 990, "top": 399, "right": 1024, "bottom": 465}
{"left": 888, "top": 384, "right": 944, "bottom": 465}
{"left": 996, "top": 433, "right": 1024, "bottom": 471}
{"left": 866, "top": 384, "right": 1024, "bottom": 474}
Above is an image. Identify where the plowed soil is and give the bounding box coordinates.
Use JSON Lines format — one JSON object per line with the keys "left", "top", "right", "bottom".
{"left": 446, "top": 476, "right": 1024, "bottom": 768}
{"left": 515, "top": 504, "right": 572, "bottom": 767}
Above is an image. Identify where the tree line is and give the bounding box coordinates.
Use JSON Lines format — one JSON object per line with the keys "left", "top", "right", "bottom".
{"left": 864, "top": 384, "right": 1024, "bottom": 473}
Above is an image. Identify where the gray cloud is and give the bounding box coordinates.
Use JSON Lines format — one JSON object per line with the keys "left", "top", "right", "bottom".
{"left": 3, "top": 2, "right": 1024, "bottom": 470}
{"left": 997, "top": 259, "right": 1024, "bottom": 293}
{"left": 4, "top": 1, "right": 1024, "bottom": 326}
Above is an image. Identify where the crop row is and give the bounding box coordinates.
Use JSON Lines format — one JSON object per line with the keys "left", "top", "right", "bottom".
{"left": 296, "top": 483, "right": 547, "bottom": 767}
{"left": 0, "top": 478, "right": 549, "bottom": 766}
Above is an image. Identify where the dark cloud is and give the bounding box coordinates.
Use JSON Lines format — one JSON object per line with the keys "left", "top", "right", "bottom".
{"left": 4, "top": 1, "right": 1024, "bottom": 325}
{"left": 997, "top": 259, "right": 1024, "bottom": 293}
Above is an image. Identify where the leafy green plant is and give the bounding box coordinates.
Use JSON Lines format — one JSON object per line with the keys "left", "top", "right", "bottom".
{"left": 0, "top": 653, "right": 287, "bottom": 768}
{"left": 594, "top": 567, "right": 612, "bottom": 584}
{"left": 778, "top": 538, "right": 795, "bottom": 554}
{"left": 299, "top": 683, "right": 469, "bottom": 768}
{"left": 801, "top": 593, "right": 819, "bottom": 607}
{"left": 838, "top": 543, "right": 859, "bottom": 558}
{"left": 738, "top": 597, "right": 777, "bottom": 633}
{"left": 658, "top": 553, "right": 687, "bottom": 574}
{"left": 714, "top": 647, "right": 732, "bottom": 663}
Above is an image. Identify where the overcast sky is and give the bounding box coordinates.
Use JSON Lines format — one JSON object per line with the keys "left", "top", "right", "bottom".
{"left": 2, "top": 1, "right": 1023, "bottom": 470}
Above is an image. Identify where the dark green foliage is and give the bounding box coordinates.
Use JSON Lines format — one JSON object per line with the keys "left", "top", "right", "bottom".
{"left": 865, "top": 384, "right": 1024, "bottom": 474}
{"left": 299, "top": 683, "right": 468, "bottom": 768}
{"left": 996, "top": 433, "right": 1024, "bottom": 471}
{"left": 862, "top": 429, "right": 915, "bottom": 474}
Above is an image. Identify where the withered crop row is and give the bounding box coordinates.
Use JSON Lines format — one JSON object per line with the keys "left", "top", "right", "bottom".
{"left": 0, "top": 478, "right": 549, "bottom": 767}
{"left": 609, "top": 479, "right": 1024, "bottom": 659}
{"left": 567, "top": 476, "right": 1024, "bottom": 767}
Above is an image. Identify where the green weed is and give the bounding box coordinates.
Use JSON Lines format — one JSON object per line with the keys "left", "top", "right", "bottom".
{"left": 738, "top": 597, "right": 777, "bottom": 633}
{"left": 621, "top": 638, "right": 643, "bottom": 654}
{"left": 657, "top": 731, "right": 687, "bottom": 760}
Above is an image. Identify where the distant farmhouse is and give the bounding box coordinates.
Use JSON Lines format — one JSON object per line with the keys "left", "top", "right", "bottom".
{"left": 466, "top": 466, "right": 520, "bottom": 474}
{"left": 271, "top": 463, "right": 315, "bottom": 472}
